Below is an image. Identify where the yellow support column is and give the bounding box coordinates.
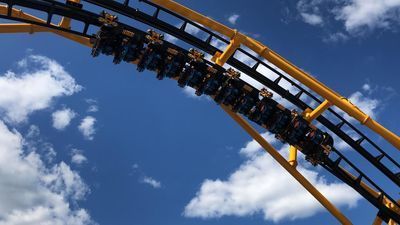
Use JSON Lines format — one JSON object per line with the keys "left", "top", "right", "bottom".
{"left": 221, "top": 105, "right": 353, "bottom": 225}
{"left": 288, "top": 145, "right": 298, "bottom": 167}
{"left": 59, "top": 0, "right": 81, "bottom": 29}
{"left": 212, "top": 30, "right": 245, "bottom": 66}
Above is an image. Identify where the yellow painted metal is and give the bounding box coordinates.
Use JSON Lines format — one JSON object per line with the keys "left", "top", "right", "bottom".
{"left": 304, "top": 100, "right": 332, "bottom": 122}
{"left": 289, "top": 100, "right": 331, "bottom": 167}
{"left": 0, "top": 5, "right": 91, "bottom": 47}
{"left": 0, "top": 23, "right": 49, "bottom": 33}
{"left": 372, "top": 216, "right": 383, "bottom": 225}
{"left": 288, "top": 145, "right": 298, "bottom": 167}
{"left": 213, "top": 30, "right": 244, "bottom": 66}
{"left": 150, "top": 0, "right": 400, "bottom": 151}
{"left": 59, "top": 17, "right": 72, "bottom": 29}
{"left": 221, "top": 105, "right": 353, "bottom": 225}
{"left": 59, "top": 0, "right": 81, "bottom": 29}
{"left": 341, "top": 167, "right": 400, "bottom": 222}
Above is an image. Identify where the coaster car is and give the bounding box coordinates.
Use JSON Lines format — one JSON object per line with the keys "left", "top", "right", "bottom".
{"left": 279, "top": 113, "right": 310, "bottom": 145}
{"left": 201, "top": 68, "right": 226, "bottom": 96}
{"left": 157, "top": 48, "right": 186, "bottom": 80}
{"left": 303, "top": 145, "right": 330, "bottom": 166}
{"left": 195, "top": 66, "right": 221, "bottom": 96}
{"left": 91, "top": 11, "right": 122, "bottom": 57}
{"left": 113, "top": 31, "right": 144, "bottom": 64}
{"left": 267, "top": 108, "right": 292, "bottom": 134}
{"left": 177, "top": 49, "right": 206, "bottom": 87}
{"left": 248, "top": 89, "right": 277, "bottom": 125}
{"left": 214, "top": 68, "right": 241, "bottom": 105}
{"left": 300, "top": 129, "right": 334, "bottom": 166}
{"left": 233, "top": 87, "right": 259, "bottom": 116}
{"left": 137, "top": 29, "right": 165, "bottom": 72}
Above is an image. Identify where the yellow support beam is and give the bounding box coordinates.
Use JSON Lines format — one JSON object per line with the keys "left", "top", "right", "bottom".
{"left": 212, "top": 30, "right": 244, "bottom": 66}
{"left": 221, "top": 105, "right": 352, "bottom": 225}
{"left": 304, "top": 100, "right": 332, "bottom": 122}
{"left": 0, "top": 23, "right": 48, "bottom": 33}
{"left": 150, "top": 0, "right": 400, "bottom": 151}
{"left": 0, "top": 5, "right": 91, "bottom": 47}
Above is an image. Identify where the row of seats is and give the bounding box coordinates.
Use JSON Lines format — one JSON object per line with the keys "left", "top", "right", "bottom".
{"left": 90, "top": 11, "right": 333, "bottom": 166}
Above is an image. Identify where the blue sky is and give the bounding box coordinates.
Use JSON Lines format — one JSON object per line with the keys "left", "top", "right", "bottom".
{"left": 0, "top": 0, "right": 399, "bottom": 225}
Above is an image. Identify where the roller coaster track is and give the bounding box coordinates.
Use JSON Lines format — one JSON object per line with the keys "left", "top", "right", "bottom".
{"left": 0, "top": 0, "right": 399, "bottom": 224}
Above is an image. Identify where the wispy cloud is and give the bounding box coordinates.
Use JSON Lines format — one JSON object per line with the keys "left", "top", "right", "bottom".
{"left": 71, "top": 149, "right": 88, "bottom": 166}
{"left": 86, "top": 99, "right": 99, "bottom": 113}
{"left": 227, "top": 14, "right": 240, "bottom": 25}
{"left": 141, "top": 176, "right": 162, "bottom": 189}
{"left": 78, "top": 116, "right": 96, "bottom": 140}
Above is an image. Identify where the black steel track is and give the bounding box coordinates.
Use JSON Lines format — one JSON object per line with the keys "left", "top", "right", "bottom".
{"left": 1, "top": 0, "right": 399, "bottom": 222}
{"left": 79, "top": 0, "right": 400, "bottom": 190}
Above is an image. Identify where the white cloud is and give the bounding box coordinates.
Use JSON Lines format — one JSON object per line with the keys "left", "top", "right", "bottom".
{"left": 322, "top": 32, "right": 349, "bottom": 43}
{"left": 52, "top": 108, "right": 76, "bottom": 130}
{"left": 85, "top": 99, "right": 98, "bottom": 113}
{"left": 300, "top": 12, "right": 324, "bottom": 25}
{"left": 343, "top": 90, "right": 380, "bottom": 121}
{"left": 0, "top": 121, "right": 92, "bottom": 225}
{"left": 362, "top": 83, "right": 371, "bottom": 92}
{"left": 132, "top": 163, "right": 139, "bottom": 170}
{"left": 0, "top": 55, "right": 81, "bottom": 123}
{"left": 297, "top": 0, "right": 324, "bottom": 26}
{"left": 337, "top": 0, "right": 400, "bottom": 32}
{"left": 228, "top": 14, "right": 240, "bottom": 25}
{"left": 184, "top": 133, "right": 361, "bottom": 222}
{"left": 78, "top": 116, "right": 96, "bottom": 140}
{"left": 71, "top": 149, "right": 88, "bottom": 166}
{"left": 296, "top": 0, "right": 400, "bottom": 35}
{"left": 141, "top": 176, "right": 161, "bottom": 189}
{"left": 0, "top": 54, "right": 92, "bottom": 224}
{"left": 87, "top": 105, "right": 98, "bottom": 113}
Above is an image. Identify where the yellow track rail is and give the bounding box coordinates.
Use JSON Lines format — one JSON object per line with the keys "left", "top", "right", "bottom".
{"left": 150, "top": 0, "right": 400, "bottom": 151}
